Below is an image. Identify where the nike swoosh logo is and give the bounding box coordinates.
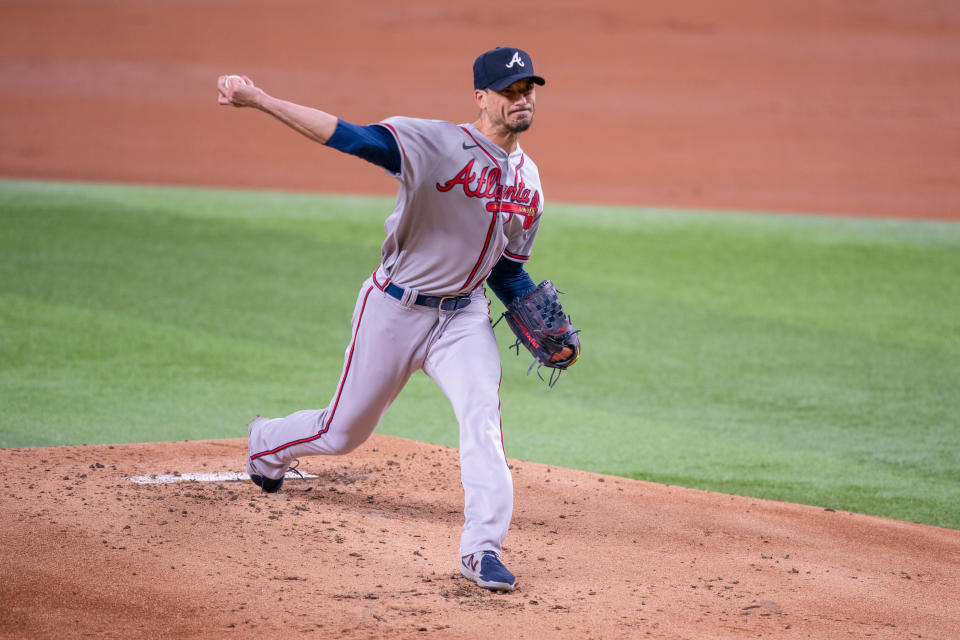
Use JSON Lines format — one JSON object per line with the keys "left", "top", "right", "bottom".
{"left": 462, "top": 142, "right": 478, "bottom": 150}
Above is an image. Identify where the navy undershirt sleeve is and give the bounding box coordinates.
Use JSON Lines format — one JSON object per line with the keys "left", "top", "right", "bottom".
{"left": 325, "top": 119, "right": 401, "bottom": 174}
{"left": 486, "top": 255, "right": 536, "bottom": 306}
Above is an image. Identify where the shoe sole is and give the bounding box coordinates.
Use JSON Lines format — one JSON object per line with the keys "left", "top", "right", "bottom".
{"left": 459, "top": 565, "right": 516, "bottom": 591}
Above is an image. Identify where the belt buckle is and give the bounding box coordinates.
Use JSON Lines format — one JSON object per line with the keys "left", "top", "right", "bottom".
{"left": 439, "top": 295, "right": 468, "bottom": 311}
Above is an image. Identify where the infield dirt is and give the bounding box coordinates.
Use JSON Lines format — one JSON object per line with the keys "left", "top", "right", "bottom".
{"left": 2, "top": 437, "right": 958, "bottom": 639}
{"left": 1, "top": 0, "right": 958, "bottom": 638}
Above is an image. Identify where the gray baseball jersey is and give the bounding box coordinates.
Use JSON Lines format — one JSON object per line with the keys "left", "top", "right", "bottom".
{"left": 377, "top": 117, "right": 543, "bottom": 296}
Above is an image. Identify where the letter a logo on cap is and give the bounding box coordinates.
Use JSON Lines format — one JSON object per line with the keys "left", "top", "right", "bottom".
{"left": 506, "top": 51, "right": 525, "bottom": 69}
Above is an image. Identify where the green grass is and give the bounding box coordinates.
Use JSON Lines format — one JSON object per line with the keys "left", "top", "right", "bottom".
{"left": 1, "top": 178, "right": 958, "bottom": 529}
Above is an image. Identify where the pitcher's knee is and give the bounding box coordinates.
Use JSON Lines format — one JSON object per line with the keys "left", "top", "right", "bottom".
{"left": 318, "top": 418, "right": 379, "bottom": 455}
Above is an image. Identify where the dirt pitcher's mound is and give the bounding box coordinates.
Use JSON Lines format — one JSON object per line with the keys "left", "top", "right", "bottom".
{"left": 0, "top": 436, "right": 957, "bottom": 639}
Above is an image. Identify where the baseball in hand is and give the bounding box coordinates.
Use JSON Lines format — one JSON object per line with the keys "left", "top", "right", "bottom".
{"left": 225, "top": 74, "right": 247, "bottom": 89}
{"left": 219, "top": 74, "right": 255, "bottom": 106}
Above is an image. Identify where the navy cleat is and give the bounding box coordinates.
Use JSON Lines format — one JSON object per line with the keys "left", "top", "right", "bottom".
{"left": 460, "top": 550, "right": 517, "bottom": 591}
{"left": 247, "top": 469, "right": 284, "bottom": 493}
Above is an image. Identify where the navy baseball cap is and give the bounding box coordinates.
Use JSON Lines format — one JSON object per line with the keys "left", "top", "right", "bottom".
{"left": 473, "top": 47, "right": 546, "bottom": 91}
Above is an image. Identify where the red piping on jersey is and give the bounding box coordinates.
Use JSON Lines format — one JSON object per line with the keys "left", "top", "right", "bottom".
{"left": 461, "top": 213, "right": 498, "bottom": 292}
{"left": 471, "top": 267, "right": 495, "bottom": 292}
{"left": 503, "top": 248, "right": 530, "bottom": 262}
{"left": 379, "top": 122, "right": 406, "bottom": 161}
{"left": 372, "top": 267, "right": 390, "bottom": 292}
{"left": 249, "top": 286, "right": 376, "bottom": 461}
{"left": 459, "top": 126, "right": 504, "bottom": 292}
{"left": 460, "top": 126, "right": 501, "bottom": 166}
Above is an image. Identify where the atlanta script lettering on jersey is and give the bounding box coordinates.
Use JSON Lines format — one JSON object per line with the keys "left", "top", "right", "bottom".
{"left": 435, "top": 159, "right": 540, "bottom": 228}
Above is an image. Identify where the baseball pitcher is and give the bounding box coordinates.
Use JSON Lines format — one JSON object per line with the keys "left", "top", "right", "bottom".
{"left": 217, "top": 47, "right": 580, "bottom": 592}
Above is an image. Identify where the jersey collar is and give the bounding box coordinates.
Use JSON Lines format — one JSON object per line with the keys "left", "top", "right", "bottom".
{"left": 460, "top": 123, "right": 524, "bottom": 160}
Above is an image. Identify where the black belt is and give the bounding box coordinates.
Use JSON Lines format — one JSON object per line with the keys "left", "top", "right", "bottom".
{"left": 385, "top": 282, "right": 472, "bottom": 311}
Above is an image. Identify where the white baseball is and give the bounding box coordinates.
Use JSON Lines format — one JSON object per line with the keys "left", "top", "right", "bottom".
{"left": 225, "top": 74, "right": 245, "bottom": 90}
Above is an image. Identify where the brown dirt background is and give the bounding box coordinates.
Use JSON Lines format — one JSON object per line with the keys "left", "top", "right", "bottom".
{"left": 1, "top": 1, "right": 959, "bottom": 639}
{"left": 1, "top": 0, "right": 958, "bottom": 219}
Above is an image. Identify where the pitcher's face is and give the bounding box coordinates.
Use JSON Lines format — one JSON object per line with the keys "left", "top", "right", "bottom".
{"left": 478, "top": 78, "right": 537, "bottom": 134}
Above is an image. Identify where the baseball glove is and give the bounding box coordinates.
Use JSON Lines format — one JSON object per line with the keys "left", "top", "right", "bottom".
{"left": 499, "top": 280, "right": 580, "bottom": 386}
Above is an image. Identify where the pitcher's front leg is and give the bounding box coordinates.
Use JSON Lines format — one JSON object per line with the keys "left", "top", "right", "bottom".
{"left": 424, "top": 309, "right": 513, "bottom": 559}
